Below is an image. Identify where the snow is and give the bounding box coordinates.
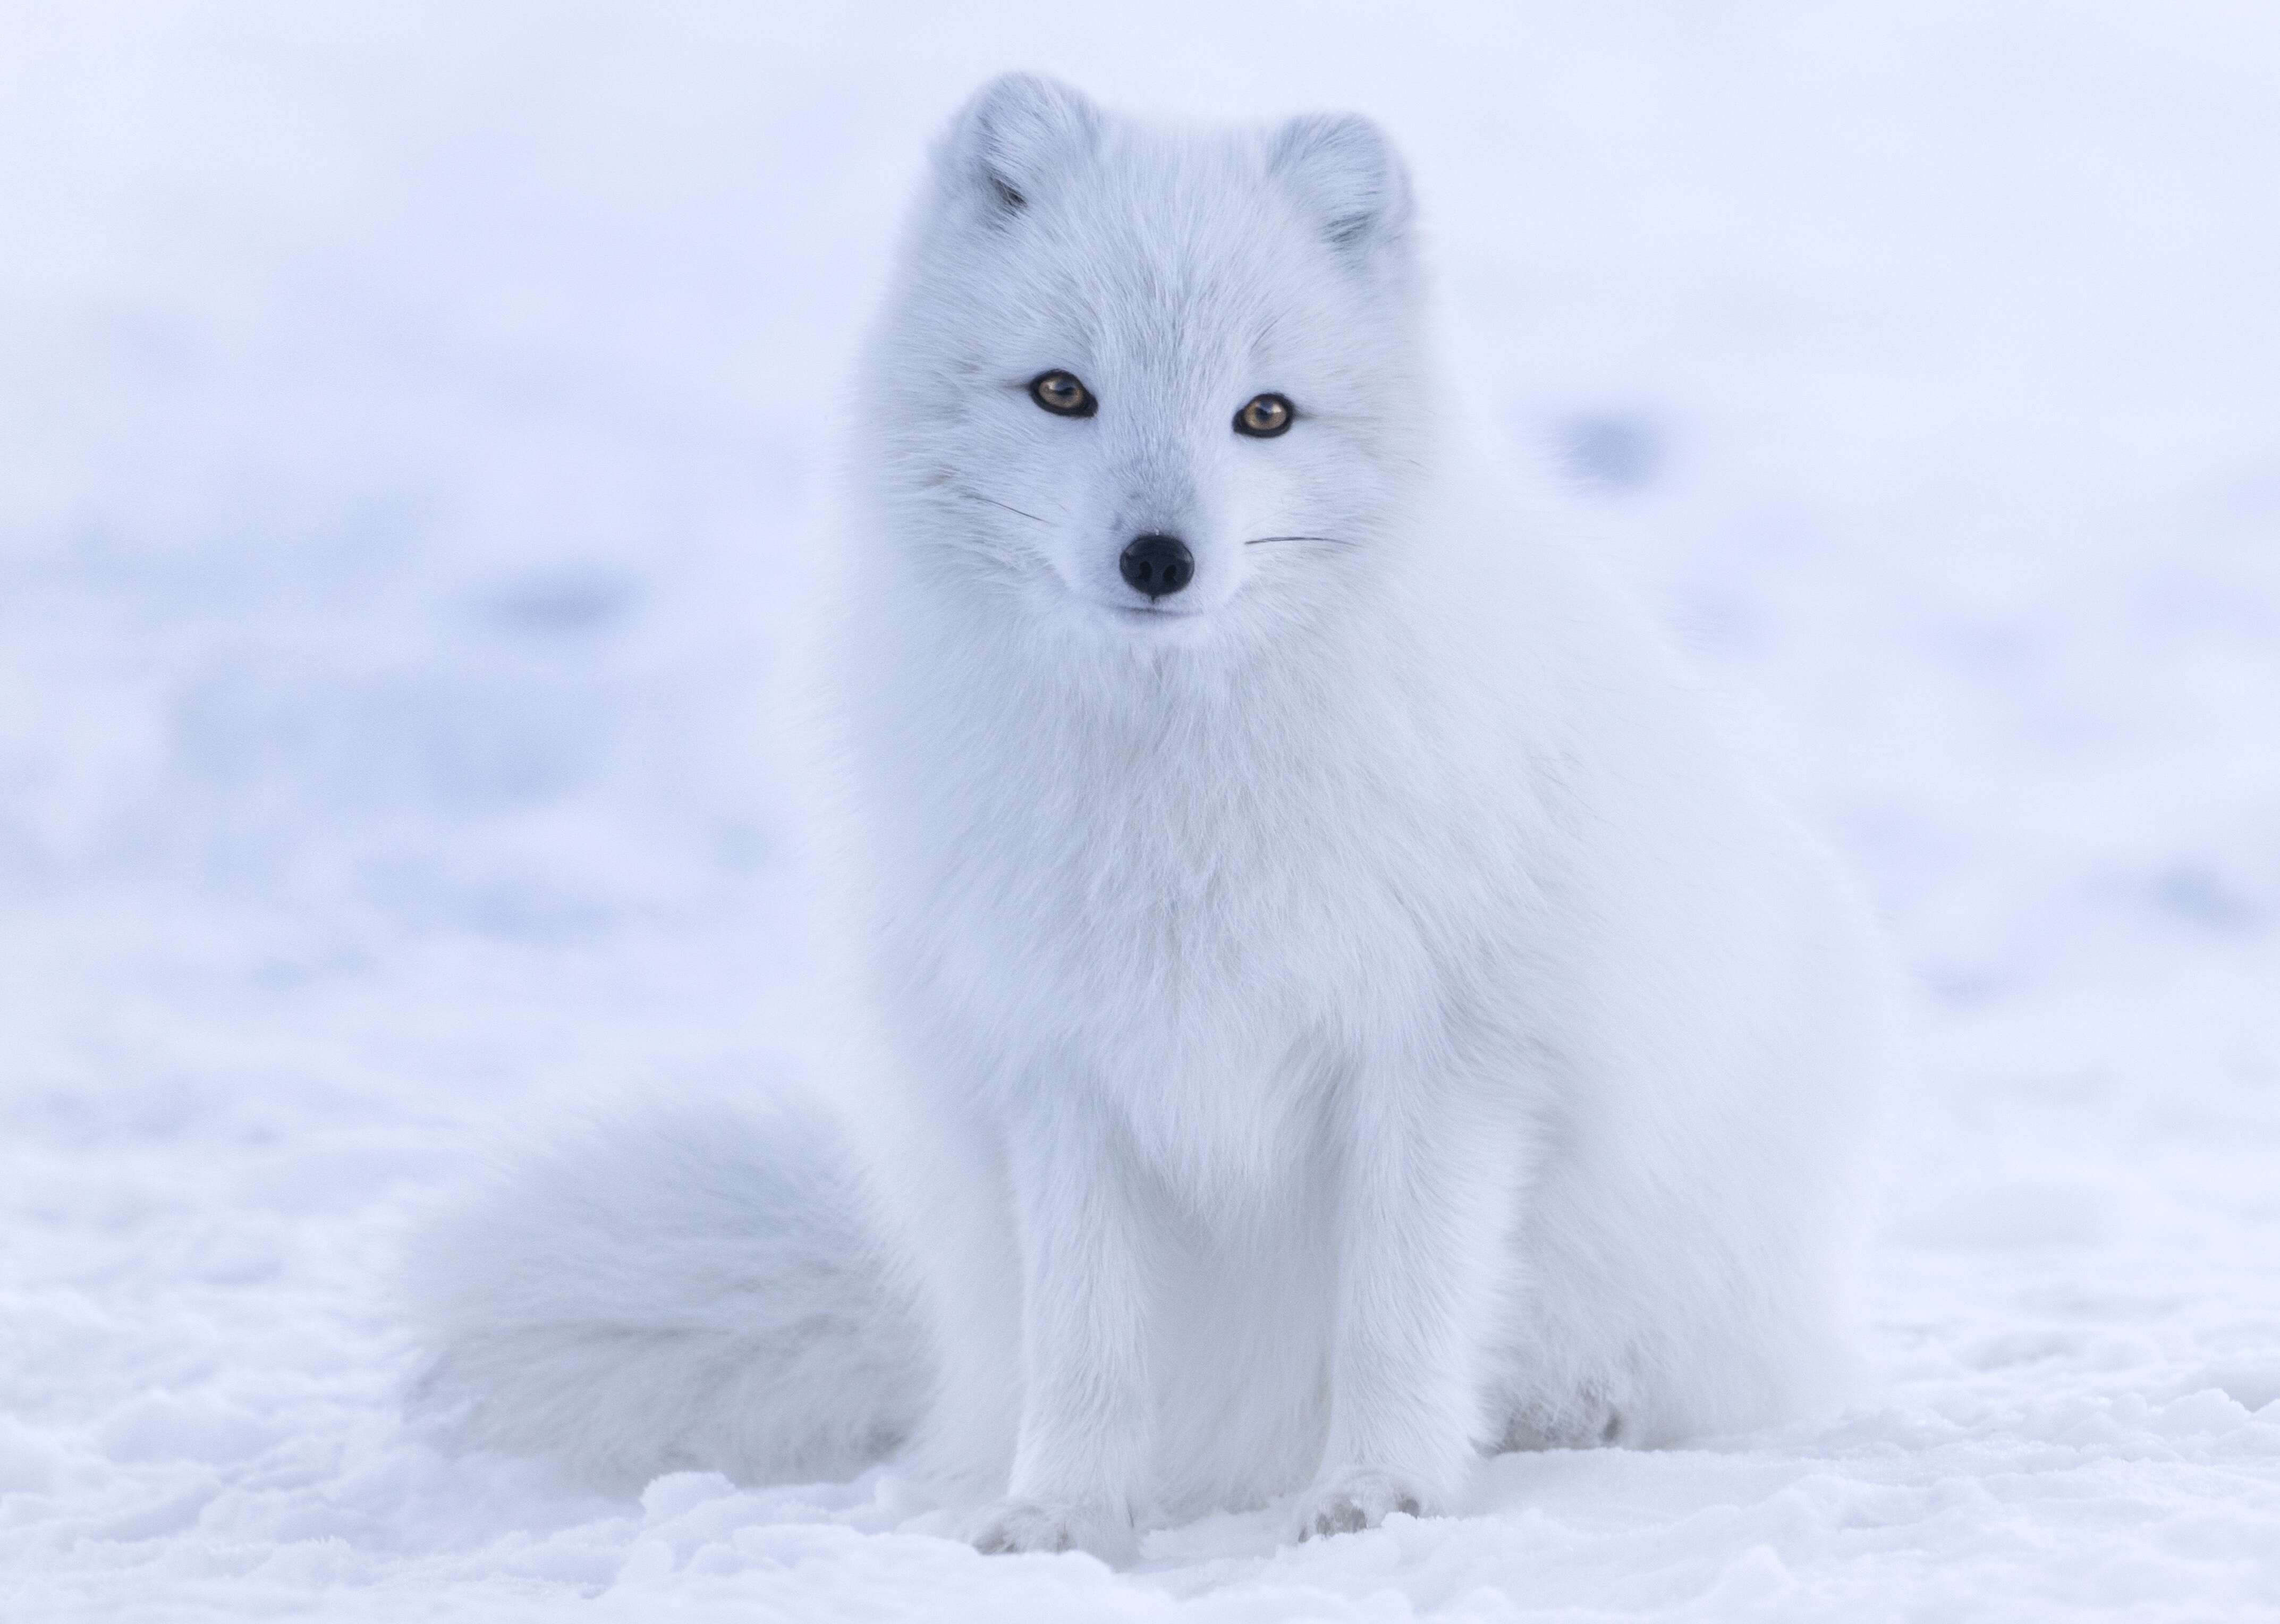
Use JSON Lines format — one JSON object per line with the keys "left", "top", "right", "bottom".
{"left": 4, "top": 2, "right": 2276, "bottom": 1617}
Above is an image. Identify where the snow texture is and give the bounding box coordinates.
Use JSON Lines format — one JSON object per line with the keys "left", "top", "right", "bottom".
{"left": 3, "top": 3, "right": 2276, "bottom": 1619}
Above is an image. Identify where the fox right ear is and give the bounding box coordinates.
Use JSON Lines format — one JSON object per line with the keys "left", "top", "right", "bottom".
{"left": 1269, "top": 111, "right": 1413, "bottom": 256}
{"left": 937, "top": 73, "right": 1102, "bottom": 220}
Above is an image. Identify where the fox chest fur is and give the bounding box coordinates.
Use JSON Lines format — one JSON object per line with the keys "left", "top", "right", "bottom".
{"left": 837, "top": 574, "right": 1560, "bottom": 1206}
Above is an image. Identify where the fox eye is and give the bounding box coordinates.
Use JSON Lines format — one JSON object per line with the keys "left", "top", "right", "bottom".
{"left": 1234, "top": 393, "right": 1294, "bottom": 438}
{"left": 1029, "top": 370, "right": 1096, "bottom": 418}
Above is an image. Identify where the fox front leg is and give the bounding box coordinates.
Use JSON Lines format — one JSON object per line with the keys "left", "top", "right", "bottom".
{"left": 1298, "top": 1067, "right": 1519, "bottom": 1541}
{"left": 963, "top": 1103, "right": 1158, "bottom": 1561}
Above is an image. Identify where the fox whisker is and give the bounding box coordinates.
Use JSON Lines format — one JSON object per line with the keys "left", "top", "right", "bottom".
{"left": 958, "top": 490, "right": 1050, "bottom": 525}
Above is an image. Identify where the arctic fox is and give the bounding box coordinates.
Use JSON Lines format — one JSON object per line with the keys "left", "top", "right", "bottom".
{"left": 413, "top": 73, "right": 1889, "bottom": 1559}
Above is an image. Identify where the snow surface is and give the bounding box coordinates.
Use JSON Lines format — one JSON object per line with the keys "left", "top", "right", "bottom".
{"left": 4, "top": 3, "right": 2277, "bottom": 1618}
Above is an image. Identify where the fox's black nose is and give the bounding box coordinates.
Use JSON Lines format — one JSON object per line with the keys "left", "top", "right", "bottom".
{"left": 1119, "top": 534, "right": 1193, "bottom": 599}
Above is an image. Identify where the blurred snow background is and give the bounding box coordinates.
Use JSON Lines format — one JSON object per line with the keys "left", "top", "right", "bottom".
{"left": 2, "top": 2, "right": 2276, "bottom": 1617}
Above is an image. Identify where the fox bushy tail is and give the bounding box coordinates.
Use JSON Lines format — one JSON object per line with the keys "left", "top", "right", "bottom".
{"left": 407, "top": 1087, "right": 927, "bottom": 1491}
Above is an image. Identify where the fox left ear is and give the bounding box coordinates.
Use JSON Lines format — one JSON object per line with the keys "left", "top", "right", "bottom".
{"left": 937, "top": 72, "right": 1103, "bottom": 222}
{"left": 1268, "top": 112, "right": 1413, "bottom": 254}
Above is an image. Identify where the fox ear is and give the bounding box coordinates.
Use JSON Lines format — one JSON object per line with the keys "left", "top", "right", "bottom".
{"left": 1269, "top": 112, "right": 1413, "bottom": 253}
{"left": 938, "top": 72, "right": 1102, "bottom": 219}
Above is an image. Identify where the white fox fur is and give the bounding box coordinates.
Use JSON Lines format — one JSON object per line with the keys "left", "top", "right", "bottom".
{"left": 411, "top": 74, "right": 1889, "bottom": 1560}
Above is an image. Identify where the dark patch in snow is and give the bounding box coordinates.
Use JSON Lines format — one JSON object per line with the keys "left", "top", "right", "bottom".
{"left": 1556, "top": 413, "right": 1668, "bottom": 493}
{"left": 482, "top": 575, "right": 635, "bottom": 636}
{"left": 2145, "top": 861, "right": 2269, "bottom": 937}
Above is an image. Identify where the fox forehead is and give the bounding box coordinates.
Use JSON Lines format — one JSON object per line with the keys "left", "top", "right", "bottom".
{"left": 950, "top": 143, "right": 1357, "bottom": 385}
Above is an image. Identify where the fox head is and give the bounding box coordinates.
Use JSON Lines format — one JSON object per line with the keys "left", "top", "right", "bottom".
{"left": 854, "top": 74, "right": 1438, "bottom": 652}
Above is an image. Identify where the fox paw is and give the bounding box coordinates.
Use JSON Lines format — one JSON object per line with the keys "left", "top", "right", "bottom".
{"left": 1294, "top": 1467, "right": 1427, "bottom": 1541}
{"left": 965, "top": 1497, "right": 1134, "bottom": 1561}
